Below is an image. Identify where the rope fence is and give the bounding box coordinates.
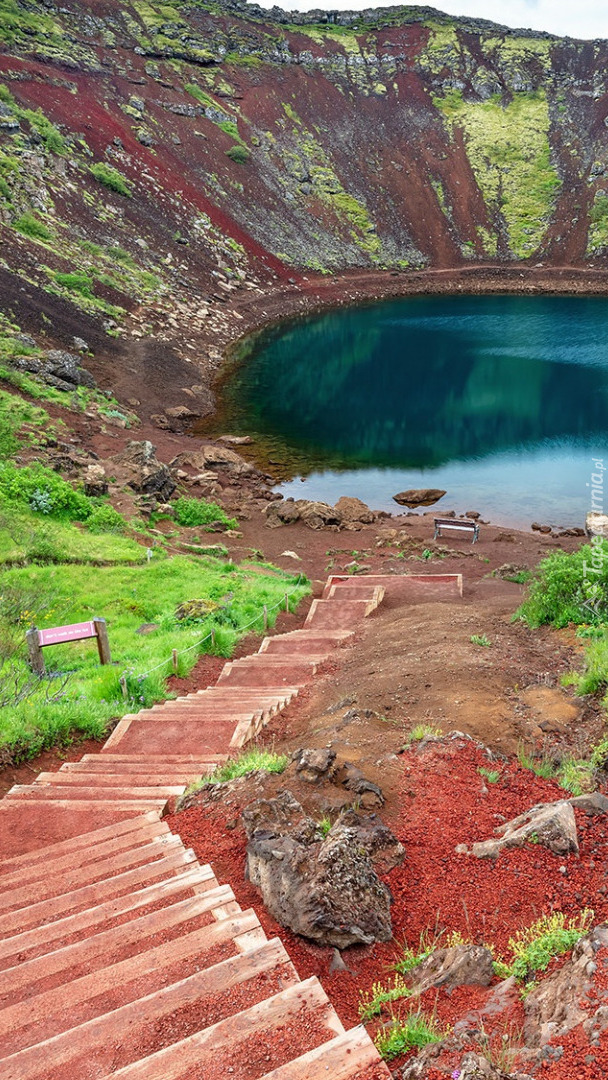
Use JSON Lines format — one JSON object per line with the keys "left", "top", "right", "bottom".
{"left": 118, "top": 573, "right": 307, "bottom": 698}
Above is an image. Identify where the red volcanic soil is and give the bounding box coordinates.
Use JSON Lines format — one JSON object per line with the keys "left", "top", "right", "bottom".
{"left": 169, "top": 736, "right": 608, "bottom": 1075}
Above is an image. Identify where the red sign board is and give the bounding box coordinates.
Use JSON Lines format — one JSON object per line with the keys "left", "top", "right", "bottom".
{"left": 38, "top": 621, "right": 97, "bottom": 647}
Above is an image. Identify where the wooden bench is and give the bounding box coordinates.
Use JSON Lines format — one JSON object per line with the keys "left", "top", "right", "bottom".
{"left": 433, "top": 517, "right": 480, "bottom": 543}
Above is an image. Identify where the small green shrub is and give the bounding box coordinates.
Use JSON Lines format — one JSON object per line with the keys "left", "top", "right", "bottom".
{"left": 317, "top": 814, "right": 332, "bottom": 838}
{"left": 478, "top": 766, "right": 500, "bottom": 783}
{"left": 86, "top": 504, "right": 126, "bottom": 534}
{"left": 518, "top": 543, "right": 608, "bottom": 628}
{"left": 496, "top": 910, "right": 593, "bottom": 981}
{"left": 226, "top": 144, "right": 250, "bottom": 164}
{"left": 204, "top": 749, "right": 288, "bottom": 785}
{"left": 374, "top": 1010, "right": 445, "bottom": 1060}
{"left": 13, "top": 213, "right": 52, "bottom": 241}
{"left": 0, "top": 462, "right": 91, "bottom": 521}
{"left": 173, "top": 496, "right": 237, "bottom": 530}
{"left": 517, "top": 743, "right": 556, "bottom": 780}
{"left": 359, "top": 975, "right": 411, "bottom": 1022}
{"left": 90, "top": 162, "right": 132, "bottom": 197}
{"left": 53, "top": 271, "right": 94, "bottom": 299}
{"left": 405, "top": 723, "right": 442, "bottom": 743}
{"left": 471, "top": 633, "right": 492, "bottom": 647}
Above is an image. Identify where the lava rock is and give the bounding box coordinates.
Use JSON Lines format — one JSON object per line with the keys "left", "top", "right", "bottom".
{"left": 407, "top": 943, "right": 495, "bottom": 994}
{"left": 393, "top": 489, "right": 447, "bottom": 507}
{"left": 292, "top": 747, "right": 337, "bottom": 783}
{"left": 82, "top": 463, "right": 108, "bottom": 497}
{"left": 110, "top": 441, "right": 176, "bottom": 501}
{"left": 470, "top": 799, "right": 579, "bottom": 859}
{"left": 242, "top": 792, "right": 400, "bottom": 947}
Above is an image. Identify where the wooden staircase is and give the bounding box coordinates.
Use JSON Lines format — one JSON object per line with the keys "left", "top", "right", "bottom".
{"left": 0, "top": 576, "right": 395, "bottom": 1080}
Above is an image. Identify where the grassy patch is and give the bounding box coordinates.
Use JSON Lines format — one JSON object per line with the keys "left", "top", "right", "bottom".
{"left": 434, "top": 89, "right": 559, "bottom": 257}
{"left": 478, "top": 766, "right": 500, "bottom": 783}
{"left": 173, "top": 497, "right": 237, "bottom": 530}
{"left": 359, "top": 975, "right": 411, "bottom": 1022}
{"left": 405, "top": 723, "right": 442, "bottom": 743}
{"left": 374, "top": 1010, "right": 445, "bottom": 1060}
{"left": 494, "top": 910, "right": 593, "bottom": 981}
{"left": 471, "top": 633, "right": 492, "bottom": 647}
{"left": 198, "top": 749, "right": 289, "bottom": 786}
{"left": 13, "top": 212, "right": 53, "bottom": 241}
{"left": 0, "top": 557, "right": 309, "bottom": 763}
{"left": 518, "top": 542, "right": 608, "bottom": 628}
{"left": 90, "top": 162, "right": 132, "bottom": 197}
{"left": 226, "top": 144, "right": 250, "bottom": 164}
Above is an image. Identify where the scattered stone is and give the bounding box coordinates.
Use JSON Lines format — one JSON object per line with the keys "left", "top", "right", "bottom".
{"left": 217, "top": 434, "right": 254, "bottom": 445}
{"left": 586, "top": 512, "right": 608, "bottom": 539}
{"left": 171, "top": 446, "right": 256, "bottom": 478}
{"left": 470, "top": 799, "right": 579, "bottom": 859}
{"left": 334, "top": 496, "right": 375, "bottom": 524}
{"left": 337, "top": 762, "right": 384, "bottom": 808}
{"left": 407, "top": 943, "right": 495, "bottom": 994}
{"left": 329, "top": 948, "right": 349, "bottom": 973}
{"left": 531, "top": 522, "right": 552, "bottom": 534}
{"left": 110, "top": 441, "right": 175, "bottom": 501}
{"left": 135, "top": 623, "right": 159, "bottom": 635}
{"left": 292, "top": 747, "right": 337, "bottom": 783}
{"left": 494, "top": 563, "right": 528, "bottom": 579}
{"left": 278, "top": 550, "right": 301, "bottom": 560}
{"left": 82, "top": 463, "right": 108, "bottom": 497}
{"left": 569, "top": 793, "right": 608, "bottom": 816}
{"left": 242, "top": 792, "right": 401, "bottom": 947}
{"left": 465, "top": 510, "right": 481, "bottom": 519}
{"left": 72, "top": 337, "right": 89, "bottom": 352}
{"left": 393, "top": 489, "right": 447, "bottom": 507}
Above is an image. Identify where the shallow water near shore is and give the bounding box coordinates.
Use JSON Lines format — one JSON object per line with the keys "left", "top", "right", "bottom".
{"left": 212, "top": 294, "right": 608, "bottom": 528}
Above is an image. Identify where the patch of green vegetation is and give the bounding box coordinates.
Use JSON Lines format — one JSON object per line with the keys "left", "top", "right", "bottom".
{"left": 587, "top": 191, "right": 608, "bottom": 255}
{"left": 224, "top": 51, "right": 263, "bottom": 68}
{"left": 471, "top": 633, "right": 492, "bottom": 647}
{"left": 0, "top": 556, "right": 309, "bottom": 763}
{"left": 282, "top": 102, "right": 302, "bottom": 124}
{"left": 90, "top": 162, "right": 133, "bottom": 197}
{"left": 173, "top": 497, "right": 237, "bottom": 530}
{"left": 226, "top": 144, "right": 250, "bottom": 164}
{"left": 418, "top": 21, "right": 461, "bottom": 74}
{"left": 0, "top": 386, "right": 52, "bottom": 459}
{"left": 317, "top": 813, "right": 332, "bottom": 838}
{"left": 0, "top": 85, "right": 66, "bottom": 153}
{"left": 199, "top": 749, "right": 289, "bottom": 786}
{"left": 185, "top": 82, "right": 214, "bottom": 108}
{"left": 404, "top": 723, "right": 442, "bottom": 743}
{"left": 478, "top": 766, "right": 500, "bottom": 783}
{"left": 434, "top": 89, "right": 560, "bottom": 257}
{"left": 494, "top": 910, "right": 593, "bottom": 982}
{"left": 516, "top": 743, "right": 556, "bottom": 780}
{"left": 359, "top": 975, "right": 411, "bottom": 1022}
{"left": 374, "top": 1009, "right": 446, "bottom": 1060}
{"left": 518, "top": 541, "right": 608, "bottom": 628}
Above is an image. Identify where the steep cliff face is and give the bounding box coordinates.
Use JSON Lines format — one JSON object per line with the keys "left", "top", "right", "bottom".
{"left": 1, "top": 1, "right": 608, "bottom": 350}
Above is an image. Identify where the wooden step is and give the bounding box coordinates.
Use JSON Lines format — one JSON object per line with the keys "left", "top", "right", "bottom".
{"left": 0, "top": 835, "right": 187, "bottom": 914}
{"left": 304, "top": 598, "right": 377, "bottom": 629}
{"left": 258, "top": 1025, "right": 391, "bottom": 1080}
{"left": 95, "top": 754, "right": 229, "bottom": 764}
{"left": 0, "top": 884, "right": 238, "bottom": 1004}
{"left": 0, "top": 865, "right": 217, "bottom": 970}
{"left": 0, "top": 909, "right": 264, "bottom": 1055}
{"left": 57, "top": 762, "right": 207, "bottom": 783}
{"left": 34, "top": 770, "right": 191, "bottom": 789}
{"left": 0, "top": 815, "right": 168, "bottom": 889}
{"left": 94, "top": 977, "right": 343, "bottom": 1080}
{"left": 0, "top": 812, "right": 164, "bottom": 876}
{"left": 0, "top": 848, "right": 199, "bottom": 937}
{"left": 102, "top": 719, "right": 242, "bottom": 756}
{"left": 0, "top": 938, "right": 298, "bottom": 1080}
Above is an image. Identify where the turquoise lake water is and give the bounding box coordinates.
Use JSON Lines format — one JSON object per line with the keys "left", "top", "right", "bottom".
{"left": 219, "top": 295, "right": 608, "bottom": 527}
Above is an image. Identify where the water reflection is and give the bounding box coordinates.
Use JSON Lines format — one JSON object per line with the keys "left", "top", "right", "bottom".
{"left": 214, "top": 295, "right": 608, "bottom": 524}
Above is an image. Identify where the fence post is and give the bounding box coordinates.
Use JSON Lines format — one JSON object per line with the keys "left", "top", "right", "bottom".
{"left": 93, "top": 618, "right": 111, "bottom": 665}
{"left": 119, "top": 675, "right": 128, "bottom": 700}
{"left": 263, "top": 605, "right": 268, "bottom": 630}
{"left": 284, "top": 593, "right": 289, "bottom": 613}
{"left": 26, "top": 628, "right": 45, "bottom": 676}
{"left": 172, "top": 649, "right": 178, "bottom": 674}
{"left": 211, "top": 629, "right": 216, "bottom": 648}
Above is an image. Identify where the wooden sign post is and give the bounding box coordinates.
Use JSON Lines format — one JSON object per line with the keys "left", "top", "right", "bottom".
{"left": 26, "top": 618, "right": 111, "bottom": 676}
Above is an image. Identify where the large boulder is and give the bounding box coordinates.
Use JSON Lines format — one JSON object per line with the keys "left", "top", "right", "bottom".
{"left": 110, "top": 440, "right": 175, "bottom": 501}
{"left": 393, "top": 488, "right": 446, "bottom": 507}
{"left": 242, "top": 791, "right": 403, "bottom": 948}
{"left": 171, "top": 446, "right": 255, "bottom": 478}
{"left": 334, "top": 496, "right": 375, "bottom": 525}
{"left": 470, "top": 799, "right": 579, "bottom": 859}
{"left": 265, "top": 499, "right": 342, "bottom": 530}
{"left": 407, "top": 943, "right": 495, "bottom": 994}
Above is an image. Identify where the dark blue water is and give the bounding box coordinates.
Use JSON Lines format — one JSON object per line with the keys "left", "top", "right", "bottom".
{"left": 218, "top": 295, "right": 608, "bottom": 527}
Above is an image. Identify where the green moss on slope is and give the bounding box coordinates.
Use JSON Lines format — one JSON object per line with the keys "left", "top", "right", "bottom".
{"left": 434, "top": 89, "right": 560, "bottom": 258}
